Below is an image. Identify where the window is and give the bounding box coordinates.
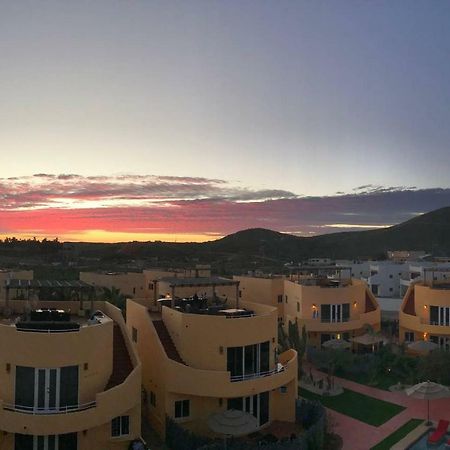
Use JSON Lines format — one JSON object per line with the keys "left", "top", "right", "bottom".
{"left": 296, "top": 302, "right": 300, "bottom": 312}
{"left": 132, "top": 287, "right": 136, "bottom": 295}
{"left": 150, "top": 391, "right": 156, "bottom": 407}
{"left": 389, "top": 288, "right": 393, "bottom": 292}
{"left": 277, "top": 295, "right": 283, "bottom": 304}
{"left": 174, "top": 400, "right": 190, "bottom": 418}
{"left": 430, "top": 306, "right": 450, "bottom": 326}
{"left": 149, "top": 283, "right": 153, "bottom": 290}
{"left": 389, "top": 274, "right": 393, "bottom": 279}
{"left": 405, "top": 332, "right": 414, "bottom": 342}
{"left": 239, "top": 290, "right": 242, "bottom": 298}
{"left": 321, "top": 304, "right": 349, "bottom": 323}
{"left": 132, "top": 327, "right": 138, "bottom": 343}
{"left": 111, "top": 416, "right": 130, "bottom": 437}
{"left": 285, "top": 295, "right": 288, "bottom": 303}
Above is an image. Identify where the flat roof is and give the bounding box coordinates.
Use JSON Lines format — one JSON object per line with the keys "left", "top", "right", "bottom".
{"left": 159, "top": 276, "right": 238, "bottom": 288}
{"left": 5, "top": 279, "right": 92, "bottom": 289}
{"left": 295, "top": 266, "right": 352, "bottom": 271}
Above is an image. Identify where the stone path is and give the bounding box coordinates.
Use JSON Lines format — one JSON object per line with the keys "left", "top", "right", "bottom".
{"left": 303, "top": 364, "right": 450, "bottom": 450}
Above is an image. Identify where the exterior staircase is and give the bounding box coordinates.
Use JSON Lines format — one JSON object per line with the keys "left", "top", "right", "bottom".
{"left": 153, "top": 320, "right": 185, "bottom": 365}
{"left": 106, "top": 323, "right": 133, "bottom": 389}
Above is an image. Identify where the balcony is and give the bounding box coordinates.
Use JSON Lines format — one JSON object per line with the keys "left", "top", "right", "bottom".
{"left": 0, "top": 366, "right": 140, "bottom": 435}
{"left": 165, "top": 349, "right": 297, "bottom": 398}
{"left": 399, "top": 311, "right": 450, "bottom": 336}
{"left": 230, "top": 363, "right": 286, "bottom": 383}
{"left": 301, "top": 309, "right": 380, "bottom": 332}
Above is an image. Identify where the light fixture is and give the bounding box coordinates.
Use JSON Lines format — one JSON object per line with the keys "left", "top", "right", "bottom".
{"left": 353, "top": 301, "right": 357, "bottom": 308}
{"left": 312, "top": 304, "right": 317, "bottom": 310}
{"left": 424, "top": 305, "right": 428, "bottom": 309}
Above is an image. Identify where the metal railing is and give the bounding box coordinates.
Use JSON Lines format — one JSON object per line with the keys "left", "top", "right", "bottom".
{"left": 230, "top": 364, "right": 286, "bottom": 382}
{"left": 3, "top": 401, "right": 96, "bottom": 414}
{"left": 15, "top": 327, "right": 81, "bottom": 333}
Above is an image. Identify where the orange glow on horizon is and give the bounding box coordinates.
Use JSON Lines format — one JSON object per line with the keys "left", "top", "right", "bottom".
{"left": 0, "top": 230, "right": 222, "bottom": 244}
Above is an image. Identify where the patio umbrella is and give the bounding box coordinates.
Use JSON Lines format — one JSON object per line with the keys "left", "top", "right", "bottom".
{"left": 406, "top": 381, "right": 450, "bottom": 425}
{"left": 208, "top": 409, "right": 259, "bottom": 449}
{"left": 407, "top": 340, "right": 439, "bottom": 354}
{"left": 322, "top": 339, "right": 351, "bottom": 350}
{"left": 208, "top": 409, "right": 259, "bottom": 437}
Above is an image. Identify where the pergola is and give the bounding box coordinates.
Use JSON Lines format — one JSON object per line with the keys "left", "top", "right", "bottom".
{"left": 293, "top": 266, "right": 352, "bottom": 279}
{"left": 4, "top": 279, "right": 95, "bottom": 315}
{"left": 158, "top": 276, "right": 240, "bottom": 309}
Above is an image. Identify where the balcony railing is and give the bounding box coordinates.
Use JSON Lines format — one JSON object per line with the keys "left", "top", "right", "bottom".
{"left": 320, "top": 318, "right": 350, "bottom": 323}
{"left": 3, "top": 401, "right": 96, "bottom": 415}
{"left": 230, "top": 363, "right": 286, "bottom": 382}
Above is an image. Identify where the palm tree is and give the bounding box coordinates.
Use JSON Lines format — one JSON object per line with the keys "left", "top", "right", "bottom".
{"left": 101, "top": 287, "right": 126, "bottom": 313}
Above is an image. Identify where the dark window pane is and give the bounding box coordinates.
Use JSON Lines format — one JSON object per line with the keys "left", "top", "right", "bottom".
{"left": 227, "top": 347, "right": 243, "bottom": 377}
{"left": 244, "top": 345, "right": 256, "bottom": 376}
{"left": 259, "top": 392, "right": 269, "bottom": 426}
{"left": 182, "top": 400, "right": 190, "bottom": 417}
{"left": 49, "top": 369, "right": 57, "bottom": 409}
{"left": 15, "top": 434, "right": 33, "bottom": 450}
{"left": 430, "top": 306, "right": 439, "bottom": 325}
{"left": 121, "top": 415, "right": 130, "bottom": 435}
{"left": 321, "top": 305, "right": 330, "bottom": 322}
{"left": 260, "top": 341, "right": 270, "bottom": 373}
{"left": 174, "top": 401, "right": 182, "bottom": 418}
{"left": 60, "top": 366, "right": 79, "bottom": 409}
{"left": 15, "top": 366, "right": 35, "bottom": 409}
{"left": 111, "top": 416, "right": 121, "bottom": 436}
{"left": 227, "top": 397, "right": 243, "bottom": 411}
{"left": 342, "top": 304, "right": 350, "bottom": 321}
{"left": 59, "top": 432, "right": 77, "bottom": 450}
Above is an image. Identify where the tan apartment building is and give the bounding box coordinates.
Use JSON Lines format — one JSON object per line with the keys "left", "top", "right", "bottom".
{"left": 236, "top": 267, "right": 381, "bottom": 349}
{"left": 80, "top": 265, "right": 212, "bottom": 301}
{"left": 126, "top": 276, "right": 298, "bottom": 440}
{"left": 0, "top": 283, "right": 141, "bottom": 450}
{"left": 234, "top": 275, "right": 286, "bottom": 320}
{"left": 399, "top": 268, "right": 450, "bottom": 350}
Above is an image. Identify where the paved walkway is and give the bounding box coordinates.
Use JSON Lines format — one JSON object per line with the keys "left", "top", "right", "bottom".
{"left": 303, "top": 364, "right": 450, "bottom": 450}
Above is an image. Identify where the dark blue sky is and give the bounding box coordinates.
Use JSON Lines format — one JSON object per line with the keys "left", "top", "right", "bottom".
{"left": 1, "top": 1, "right": 449, "bottom": 196}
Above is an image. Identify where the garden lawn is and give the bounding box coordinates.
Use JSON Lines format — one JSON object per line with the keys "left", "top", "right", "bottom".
{"left": 370, "top": 419, "right": 423, "bottom": 450}
{"left": 299, "top": 388, "right": 405, "bottom": 426}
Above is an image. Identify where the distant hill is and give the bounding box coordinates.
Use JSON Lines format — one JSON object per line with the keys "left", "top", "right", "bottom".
{"left": 5, "top": 206, "right": 448, "bottom": 278}
{"left": 200, "top": 206, "right": 450, "bottom": 261}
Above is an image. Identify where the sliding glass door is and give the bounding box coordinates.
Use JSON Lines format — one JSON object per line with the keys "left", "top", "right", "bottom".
{"left": 227, "top": 341, "right": 270, "bottom": 380}
{"left": 15, "top": 366, "right": 79, "bottom": 412}
{"left": 227, "top": 391, "right": 270, "bottom": 427}
{"left": 15, "top": 433, "right": 77, "bottom": 450}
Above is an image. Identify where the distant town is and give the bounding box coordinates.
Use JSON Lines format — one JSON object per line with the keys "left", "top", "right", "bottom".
{"left": 0, "top": 221, "right": 449, "bottom": 450}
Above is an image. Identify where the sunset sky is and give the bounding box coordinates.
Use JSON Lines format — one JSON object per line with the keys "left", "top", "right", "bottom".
{"left": 1, "top": 1, "right": 450, "bottom": 242}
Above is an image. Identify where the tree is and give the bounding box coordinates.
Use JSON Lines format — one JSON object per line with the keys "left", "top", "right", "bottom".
{"left": 101, "top": 287, "right": 126, "bottom": 313}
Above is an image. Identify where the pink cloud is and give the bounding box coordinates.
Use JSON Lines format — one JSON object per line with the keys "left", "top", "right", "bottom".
{"left": 0, "top": 174, "right": 449, "bottom": 239}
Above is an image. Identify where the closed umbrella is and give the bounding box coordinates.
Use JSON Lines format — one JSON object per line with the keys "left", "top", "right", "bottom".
{"left": 406, "top": 381, "right": 450, "bottom": 425}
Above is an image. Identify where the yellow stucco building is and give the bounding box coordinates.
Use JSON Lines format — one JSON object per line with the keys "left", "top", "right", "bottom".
{"left": 0, "top": 290, "right": 141, "bottom": 450}
{"left": 399, "top": 268, "right": 450, "bottom": 350}
{"left": 236, "top": 267, "right": 380, "bottom": 348}
{"left": 80, "top": 265, "right": 212, "bottom": 303}
{"left": 126, "top": 276, "right": 298, "bottom": 440}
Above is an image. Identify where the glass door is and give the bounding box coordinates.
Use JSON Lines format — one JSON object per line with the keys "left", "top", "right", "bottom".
{"left": 35, "top": 368, "right": 59, "bottom": 413}
{"left": 15, "top": 365, "right": 78, "bottom": 413}
{"left": 15, "top": 433, "right": 77, "bottom": 450}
